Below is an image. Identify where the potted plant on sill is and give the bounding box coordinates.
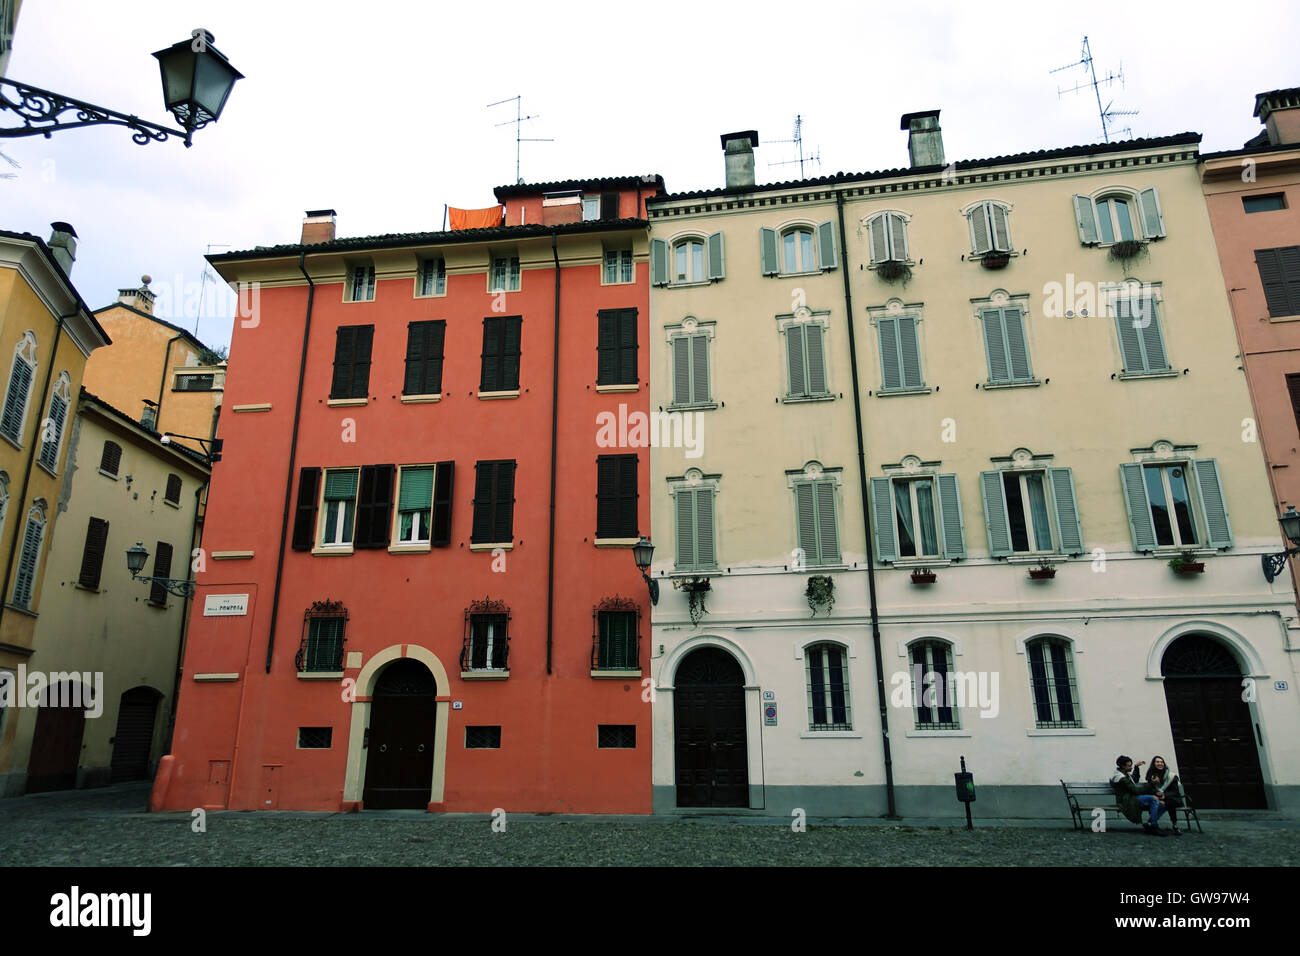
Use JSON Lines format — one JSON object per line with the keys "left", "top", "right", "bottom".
{"left": 876, "top": 259, "right": 911, "bottom": 282}
{"left": 910, "top": 568, "right": 937, "bottom": 585}
{"left": 1108, "top": 239, "right": 1145, "bottom": 261}
{"left": 1028, "top": 561, "right": 1056, "bottom": 581}
{"left": 673, "top": 576, "right": 711, "bottom": 624}
{"left": 806, "top": 574, "right": 834, "bottom": 617}
{"left": 1168, "top": 552, "right": 1205, "bottom": 576}
{"left": 980, "top": 250, "right": 1011, "bottom": 270}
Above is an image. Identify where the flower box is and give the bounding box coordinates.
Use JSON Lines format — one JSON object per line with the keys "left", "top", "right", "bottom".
{"left": 980, "top": 251, "right": 1011, "bottom": 270}
{"left": 1028, "top": 567, "right": 1056, "bottom": 580}
{"left": 910, "top": 570, "right": 937, "bottom": 585}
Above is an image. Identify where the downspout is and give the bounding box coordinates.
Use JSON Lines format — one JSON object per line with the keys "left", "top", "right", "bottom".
{"left": 0, "top": 313, "right": 68, "bottom": 634}
{"left": 163, "top": 470, "right": 205, "bottom": 753}
{"left": 155, "top": 335, "right": 181, "bottom": 432}
{"left": 265, "top": 252, "right": 316, "bottom": 671}
{"left": 546, "top": 230, "right": 560, "bottom": 674}
{"left": 835, "top": 190, "right": 897, "bottom": 818}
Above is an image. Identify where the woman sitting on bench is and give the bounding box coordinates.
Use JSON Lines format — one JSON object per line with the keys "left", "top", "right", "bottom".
{"left": 1145, "top": 755, "right": 1185, "bottom": 837}
{"left": 1110, "top": 755, "right": 1167, "bottom": 836}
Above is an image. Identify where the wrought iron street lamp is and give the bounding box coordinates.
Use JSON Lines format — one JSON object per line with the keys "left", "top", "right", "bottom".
{"left": 126, "top": 541, "right": 195, "bottom": 599}
{"left": 633, "top": 536, "right": 659, "bottom": 606}
{"left": 1, "top": 29, "right": 242, "bottom": 147}
{"left": 1261, "top": 505, "right": 1300, "bottom": 583}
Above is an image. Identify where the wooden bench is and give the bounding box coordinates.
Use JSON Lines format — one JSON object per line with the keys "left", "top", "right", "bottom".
{"left": 1060, "top": 780, "right": 1202, "bottom": 833}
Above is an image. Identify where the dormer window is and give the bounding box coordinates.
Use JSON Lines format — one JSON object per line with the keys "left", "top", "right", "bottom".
{"left": 417, "top": 257, "right": 445, "bottom": 297}
{"left": 347, "top": 263, "right": 376, "bottom": 302}
{"left": 490, "top": 254, "right": 520, "bottom": 293}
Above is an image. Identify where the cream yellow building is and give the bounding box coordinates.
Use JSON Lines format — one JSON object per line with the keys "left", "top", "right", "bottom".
{"left": 647, "top": 120, "right": 1300, "bottom": 817}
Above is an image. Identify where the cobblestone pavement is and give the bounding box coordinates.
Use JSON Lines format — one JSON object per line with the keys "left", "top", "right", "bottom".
{"left": 2, "top": 784, "right": 1296, "bottom": 866}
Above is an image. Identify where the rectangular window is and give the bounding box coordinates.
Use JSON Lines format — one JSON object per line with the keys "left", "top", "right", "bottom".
{"left": 1003, "top": 471, "right": 1054, "bottom": 553}
{"left": 871, "top": 474, "right": 965, "bottom": 563}
{"left": 673, "top": 486, "right": 716, "bottom": 570}
{"left": 1027, "top": 640, "right": 1082, "bottom": 729}
{"left": 465, "top": 726, "right": 502, "bottom": 748}
{"left": 582, "top": 197, "right": 600, "bottom": 221}
{"left": 596, "top": 610, "right": 638, "bottom": 669}
{"left": 470, "top": 460, "right": 516, "bottom": 544}
{"left": 597, "top": 725, "right": 636, "bottom": 749}
{"left": 489, "top": 255, "right": 520, "bottom": 292}
{"left": 785, "top": 323, "right": 829, "bottom": 398}
{"left": 604, "top": 248, "right": 634, "bottom": 284}
{"left": 1287, "top": 373, "right": 1300, "bottom": 439}
{"left": 806, "top": 643, "right": 851, "bottom": 731}
{"left": 417, "top": 258, "right": 446, "bottom": 296}
{"left": 1113, "top": 296, "right": 1170, "bottom": 374}
{"left": 1143, "top": 463, "right": 1198, "bottom": 548}
{"left": 894, "top": 478, "right": 939, "bottom": 559}
{"left": 480, "top": 315, "right": 522, "bottom": 392}
{"left": 979, "top": 306, "right": 1032, "bottom": 384}
{"left": 596, "top": 454, "right": 638, "bottom": 539}
{"left": 11, "top": 515, "right": 43, "bottom": 609}
{"left": 302, "top": 616, "right": 345, "bottom": 671}
{"left": 321, "top": 468, "right": 359, "bottom": 547}
{"left": 1255, "top": 246, "right": 1300, "bottom": 318}
{"left": 297, "top": 727, "right": 333, "bottom": 749}
{"left": 911, "top": 641, "right": 958, "bottom": 730}
{"left": 349, "top": 264, "right": 376, "bottom": 302}
{"left": 597, "top": 309, "right": 637, "bottom": 385}
{"left": 37, "top": 390, "right": 67, "bottom": 471}
{"left": 141, "top": 405, "right": 158, "bottom": 431}
{"left": 330, "top": 325, "right": 374, "bottom": 400}
{"left": 165, "top": 473, "right": 182, "bottom": 505}
{"left": 175, "top": 373, "right": 215, "bottom": 391}
{"left": 403, "top": 320, "right": 445, "bottom": 395}
{"left": 1243, "top": 193, "right": 1286, "bottom": 213}
{"left": 100, "top": 441, "right": 122, "bottom": 477}
{"left": 467, "top": 614, "right": 508, "bottom": 670}
{"left": 670, "top": 333, "right": 711, "bottom": 405}
{"left": 396, "top": 465, "right": 435, "bottom": 544}
{"left": 793, "top": 479, "right": 840, "bottom": 566}
{"left": 148, "top": 541, "right": 173, "bottom": 606}
{"left": 78, "top": 517, "right": 109, "bottom": 590}
{"left": 876, "top": 315, "right": 923, "bottom": 391}
{"left": 0, "top": 355, "right": 32, "bottom": 444}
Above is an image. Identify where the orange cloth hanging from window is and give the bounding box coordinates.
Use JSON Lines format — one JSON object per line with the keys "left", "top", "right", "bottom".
{"left": 448, "top": 206, "right": 504, "bottom": 230}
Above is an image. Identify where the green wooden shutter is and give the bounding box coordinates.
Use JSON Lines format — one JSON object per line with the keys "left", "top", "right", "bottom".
{"left": 502, "top": 316, "right": 522, "bottom": 390}
{"left": 786, "top": 325, "right": 807, "bottom": 397}
{"left": 1138, "top": 187, "right": 1166, "bottom": 239}
{"left": 980, "top": 470, "right": 1012, "bottom": 557}
{"left": 1192, "top": 458, "right": 1232, "bottom": 548}
{"left": 816, "top": 220, "right": 837, "bottom": 271}
{"left": 990, "top": 203, "right": 1011, "bottom": 251}
{"left": 672, "top": 336, "right": 691, "bottom": 404}
{"left": 1281, "top": 248, "right": 1300, "bottom": 316}
{"left": 815, "top": 480, "right": 840, "bottom": 563}
{"left": 426, "top": 320, "right": 446, "bottom": 394}
{"left": 870, "top": 477, "right": 898, "bottom": 562}
{"left": 898, "top": 315, "right": 922, "bottom": 388}
{"left": 888, "top": 214, "right": 908, "bottom": 260}
{"left": 805, "top": 323, "right": 827, "bottom": 395}
{"left": 1049, "top": 467, "right": 1084, "bottom": 555}
{"left": 596, "top": 456, "right": 617, "bottom": 538}
{"left": 1113, "top": 298, "right": 1146, "bottom": 372}
{"left": 877, "top": 317, "right": 901, "bottom": 390}
{"left": 690, "top": 334, "right": 710, "bottom": 403}
{"left": 795, "top": 482, "right": 818, "bottom": 563}
{"left": 695, "top": 488, "right": 716, "bottom": 568}
{"left": 1073, "top": 195, "right": 1099, "bottom": 245}
{"left": 78, "top": 517, "right": 109, "bottom": 589}
{"left": 12, "top": 516, "right": 42, "bottom": 607}
{"left": 471, "top": 462, "right": 494, "bottom": 543}
{"left": 650, "top": 239, "right": 669, "bottom": 286}
{"left": 493, "top": 461, "right": 516, "bottom": 542}
{"left": 617, "top": 454, "right": 638, "bottom": 538}
{"left": 618, "top": 309, "right": 638, "bottom": 385}
{"left": 675, "top": 489, "right": 695, "bottom": 569}
{"left": 481, "top": 316, "right": 501, "bottom": 391}
{"left": 331, "top": 326, "right": 357, "bottom": 398}
{"left": 350, "top": 325, "right": 373, "bottom": 398}
{"left": 1119, "top": 463, "right": 1157, "bottom": 551}
{"left": 431, "top": 461, "right": 455, "bottom": 546}
{"left": 1003, "top": 306, "right": 1031, "bottom": 380}
{"left": 707, "top": 231, "right": 725, "bottom": 281}
{"left": 1, "top": 358, "right": 31, "bottom": 440}
{"left": 597, "top": 310, "right": 617, "bottom": 385}
{"left": 980, "top": 308, "right": 1010, "bottom": 383}
{"left": 868, "top": 216, "right": 889, "bottom": 263}
{"left": 1255, "top": 247, "right": 1300, "bottom": 318}
{"left": 936, "top": 473, "right": 965, "bottom": 559}
{"left": 403, "top": 322, "right": 427, "bottom": 394}
{"left": 354, "top": 464, "right": 393, "bottom": 549}
{"left": 291, "top": 467, "right": 321, "bottom": 550}
{"left": 399, "top": 466, "right": 435, "bottom": 511}
{"left": 760, "top": 227, "right": 779, "bottom": 275}
{"left": 970, "top": 205, "right": 991, "bottom": 255}
{"left": 38, "top": 392, "right": 67, "bottom": 469}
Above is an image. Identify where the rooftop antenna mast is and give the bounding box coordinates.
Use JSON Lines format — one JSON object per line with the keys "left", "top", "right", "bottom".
{"left": 0, "top": 149, "right": 17, "bottom": 180}
{"left": 195, "top": 243, "right": 230, "bottom": 336}
{"left": 1051, "top": 36, "right": 1138, "bottom": 142}
{"left": 767, "top": 114, "right": 821, "bottom": 178}
{"left": 488, "top": 95, "right": 553, "bottom": 185}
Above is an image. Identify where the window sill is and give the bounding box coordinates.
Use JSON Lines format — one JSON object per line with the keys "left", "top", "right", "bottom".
{"left": 799, "top": 730, "right": 862, "bottom": 739}
{"left": 461, "top": 670, "right": 510, "bottom": 680}
{"left": 1117, "top": 369, "right": 1178, "bottom": 381}
{"left": 36, "top": 461, "right": 58, "bottom": 479}
{"left": 876, "top": 386, "right": 932, "bottom": 398}
{"left": 413, "top": 292, "right": 447, "bottom": 300}
{"left": 297, "top": 671, "right": 344, "bottom": 680}
{"left": 600, "top": 279, "right": 636, "bottom": 287}
{"left": 1266, "top": 312, "right": 1300, "bottom": 324}
{"left": 1003, "top": 555, "right": 1064, "bottom": 565}
{"left": 211, "top": 550, "right": 254, "bottom": 560}
{"left": 669, "top": 567, "right": 719, "bottom": 576}
{"left": 192, "top": 672, "right": 239, "bottom": 682}
{"left": 591, "top": 669, "right": 642, "bottom": 679}
{"left": 74, "top": 583, "right": 101, "bottom": 594}
{"left": 596, "top": 384, "right": 640, "bottom": 393}
{"left": 663, "top": 280, "right": 714, "bottom": 289}
{"left": 146, "top": 600, "right": 168, "bottom": 610}
{"left": 477, "top": 390, "right": 520, "bottom": 400}
{"left": 163, "top": 498, "right": 181, "bottom": 509}
{"left": 311, "top": 545, "right": 355, "bottom": 556}
{"left": 469, "top": 542, "right": 513, "bottom": 552}
{"left": 781, "top": 394, "right": 834, "bottom": 404}
{"left": 98, "top": 469, "right": 120, "bottom": 480}
{"left": 343, "top": 297, "right": 376, "bottom": 304}
{"left": 981, "top": 379, "right": 1040, "bottom": 390}
{"left": 904, "top": 730, "right": 971, "bottom": 738}
{"left": 773, "top": 270, "right": 824, "bottom": 279}
{"left": 388, "top": 542, "right": 431, "bottom": 554}
{"left": 891, "top": 558, "right": 954, "bottom": 569}
{"left": 327, "top": 397, "right": 368, "bottom": 407}
{"left": 400, "top": 393, "right": 441, "bottom": 404}
{"left": 668, "top": 402, "right": 718, "bottom": 411}
{"left": 1026, "top": 727, "right": 1094, "bottom": 737}
{"left": 1, "top": 433, "right": 23, "bottom": 452}
{"left": 232, "top": 403, "right": 272, "bottom": 413}
{"left": 3, "top": 602, "right": 36, "bottom": 618}
{"left": 595, "top": 538, "right": 640, "bottom": 548}
{"left": 488, "top": 286, "right": 521, "bottom": 295}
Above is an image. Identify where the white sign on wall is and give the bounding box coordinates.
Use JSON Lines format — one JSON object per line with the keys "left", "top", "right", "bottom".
{"left": 203, "top": 594, "right": 249, "bottom": 617}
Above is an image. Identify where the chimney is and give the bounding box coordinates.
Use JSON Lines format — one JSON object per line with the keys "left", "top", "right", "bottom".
{"left": 117, "top": 275, "right": 156, "bottom": 315}
{"left": 721, "top": 130, "right": 759, "bottom": 189}
{"left": 301, "top": 209, "right": 337, "bottom": 245}
{"left": 48, "top": 222, "right": 77, "bottom": 275}
{"left": 900, "top": 110, "right": 944, "bottom": 168}
{"left": 1254, "top": 88, "right": 1300, "bottom": 147}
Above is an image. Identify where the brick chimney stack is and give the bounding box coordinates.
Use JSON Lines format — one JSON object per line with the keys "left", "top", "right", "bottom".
{"left": 301, "top": 209, "right": 337, "bottom": 245}
{"left": 1254, "top": 88, "right": 1300, "bottom": 147}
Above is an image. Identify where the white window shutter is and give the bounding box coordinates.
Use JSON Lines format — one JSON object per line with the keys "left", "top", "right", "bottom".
{"left": 816, "top": 220, "right": 837, "bottom": 271}
{"left": 707, "top": 232, "right": 725, "bottom": 281}
{"left": 980, "top": 471, "right": 1012, "bottom": 557}
{"left": 990, "top": 204, "right": 1011, "bottom": 251}
{"left": 870, "top": 477, "right": 897, "bottom": 562}
{"left": 760, "top": 227, "right": 779, "bottom": 276}
{"left": 868, "top": 216, "right": 889, "bottom": 264}
{"left": 1119, "top": 463, "right": 1157, "bottom": 551}
{"left": 1138, "top": 187, "right": 1166, "bottom": 239}
{"left": 969, "top": 205, "right": 991, "bottom": 256}
{"left": 888, "top": 214, "right": 908, "bottom": 260}
{"left": 1073, "top": 195, "right": 1100, "bottom": 245}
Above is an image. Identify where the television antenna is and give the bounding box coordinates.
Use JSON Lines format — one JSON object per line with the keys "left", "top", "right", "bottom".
{"left": 767, "top": 114, "right": 821, "bottom": 179}
{"left": 0, "top": 149, "right": 17, "bottom": 180}
{"left": 488, "top": 95, "right": 553, "bottom": 185}
{"left": 1051, "top": 36, "right": 1138, "bottom": 142}
{"left": 195, "top": 243, "right": 230, "bottom": 336}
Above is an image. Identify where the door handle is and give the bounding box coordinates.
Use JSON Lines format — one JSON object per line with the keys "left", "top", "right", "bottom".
{"left": 418, "top": 743, "right": 426, "bottom": 752}
{"left": 379, "top": 743, "right": 388, "bottom": 752}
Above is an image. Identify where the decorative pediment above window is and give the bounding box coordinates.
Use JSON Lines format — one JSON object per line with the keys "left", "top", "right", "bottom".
{"left": 989, "top": 448, "right": 1055, "bottom": 470}
{"left": 467, "top": 597, "right": 509, "bottom": 618}
{"left": 595, "top": 595, "right": 639, "bottom": 614}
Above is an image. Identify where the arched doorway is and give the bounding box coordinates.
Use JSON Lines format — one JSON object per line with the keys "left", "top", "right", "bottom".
{"left": 1162, "top": 634, "right": 1266, "bottom": 809}
{"left": 362, "top": 659, "right": 437, "bottom": 809}
{"left": 110, "top": 686, "right": 162, "bottom": 783}
{"left": 673, "top": 646, "right": 748, "bottom": 807}
{"left": 26, "top": 680, "right": 89, "bottom": 793}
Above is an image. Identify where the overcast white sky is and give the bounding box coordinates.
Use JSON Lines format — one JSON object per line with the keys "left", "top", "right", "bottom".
{"left": 3, "top": 0, "right": 1297, "bottom": 351}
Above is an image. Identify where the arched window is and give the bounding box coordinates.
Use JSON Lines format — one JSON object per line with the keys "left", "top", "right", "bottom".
{"left": 674, "top": 238, "right": 706, "bottom": 283}
{"left": 650, "top": 234, "right": 724, "bottom": 286}
{"left": 782, "top": 227, "right": 816, "bottom": 273}
{"left": 908, "top": 638, "right": 958, "bottom": 729}
{"left": 966, "top": 201, "right": 1012, "bottom": 256}
{"left": 865, "top": 212, "right": 910, "bottom": 264}
{"left": 1025, "top": 636, "right": 1082, "bottom": 728}
{"left": 0, "top": 331, "right": 37, "bottom": 444}
{"left": 12, "top": 500, "right": 47, "bottom": 609}
{"left": 37, "top": 371, "right": 71, "bottom": 472}
{"left": 1073, "top": 187, "right": 1166, "bottom": 245}
{"left": 805, "top": 642, "right": 851, "bottom": 731}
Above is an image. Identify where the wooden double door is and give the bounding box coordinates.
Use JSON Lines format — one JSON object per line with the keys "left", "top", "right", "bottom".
{"left": 26, "top": 681, "right": 88, "bottom": 794}
{"left": 674, "top": 647, "right": 749, "bottom": 808}
{"left": 362, "top": 660, "right": 437, "bottom": 810}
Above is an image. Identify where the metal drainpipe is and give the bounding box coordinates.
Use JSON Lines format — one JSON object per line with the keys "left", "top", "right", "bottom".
{"left": 546, "top": 230, "right": 561, "bottom": 675}
{"left": 155, "top": 335, "right": 181, "bottom": 432}
{"left": 163, "top": 472, "right": 206, "bottom": 753}
{"left": 0, "top": 312, "right": 68, "bottom": 635}
{"left": 835, "top": 190, "right": 897, "bottom": 818}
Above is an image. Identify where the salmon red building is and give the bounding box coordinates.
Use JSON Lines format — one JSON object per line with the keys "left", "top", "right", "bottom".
{"left": 151, "top": 176, "right": 663, "bottom": 812}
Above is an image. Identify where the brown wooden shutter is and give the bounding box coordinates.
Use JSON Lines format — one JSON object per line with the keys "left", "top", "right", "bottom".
{"left": 480, "top": 317, "right": 502, "bottom": 391}
{"left": 619, "top": 309, "right": 638, "bottom": 385}
{"left": 502, "top": 316, "right": 522, "bottom": 390}
{"left": 330, "top": 327, "right": 356, "bottom": 398}
{"left": 1288, "top": 373, "right": 1300, "bottom": 439}
{"left": 291, "top": 467, "right": 321, "bottom": 551}
{"left": 149, "top": 542, "right": 173, "bottom": 605}
{"left": 351, "top": 325, "right": 374, "bottom": 398}
{"left": 471, "top": 461, "right": 495, "bottom": 543}
{"left": 597, "top": 311, "right": 617, "bottom": 385}
{"left": 432, "top": 460, "right": 455, "bottom": 546}
{"left": 494, "top": 461, "right": 516, "bottom": 542}
{"left": 403, "top": 322, "right": 427, "bottom": 394}
{"left": 354, "top": 464, "right": 394, "bottom": 548}
{"left": 100, "top": 440, "right": 122, "bottom": 476}
{"left": 165, "top": 473, "right": 182, "bottom": 503}
{"left": 78, "top": 517, "right": 109, "bottom": 589}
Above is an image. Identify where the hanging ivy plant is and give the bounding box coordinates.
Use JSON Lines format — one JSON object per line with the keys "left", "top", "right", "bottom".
{"left": 806, "top": 575, "right": 835, "bottom": 616}
{"left": 1108, "top": 239, "right": 1145, "bottom": 261}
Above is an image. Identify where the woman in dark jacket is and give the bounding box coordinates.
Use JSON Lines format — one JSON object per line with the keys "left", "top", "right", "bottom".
{"left": 1146, "top": 755, "right": 1184, "bottom": 836}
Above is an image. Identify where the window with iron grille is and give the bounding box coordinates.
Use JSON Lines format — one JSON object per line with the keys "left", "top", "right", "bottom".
{"left": 348, "top": 264, "right": 376, "bottom": 302}
{"left": 164, "top": 473, "right": 182, "bottom": 504}
{"left": 592, "top": 598, "right": 639, "bottom": 670}
{"left": 175, "top": 373, "right": 215, "bottom": 391}
{"left": 297, "top": 727, "right": 333, "bottom": 749}
{"left": 297, "top": 602, "right": 347, "bottom": 672}
{"left": 489, "top": 255, "right": 520, "bottom": 293}
{"left": 465, "top": 726, "right": 502, "bottom": 749}
{"left": 100, "top": 440, "right": 122, "bottom": 477}
{"left": 910, "top": 639, "right": 959, "bottom": 730}
{"left": 1026, "top": 637, "right": 1083, "bottom": 729}
{"left": 805, "top": 642, "right": 851, "bottom": 731}
{"left": 463, "top": 600, "right": 509, "bottom": 671}
{"left": 597, "top": 725, "right": 636, "bottom": 748}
